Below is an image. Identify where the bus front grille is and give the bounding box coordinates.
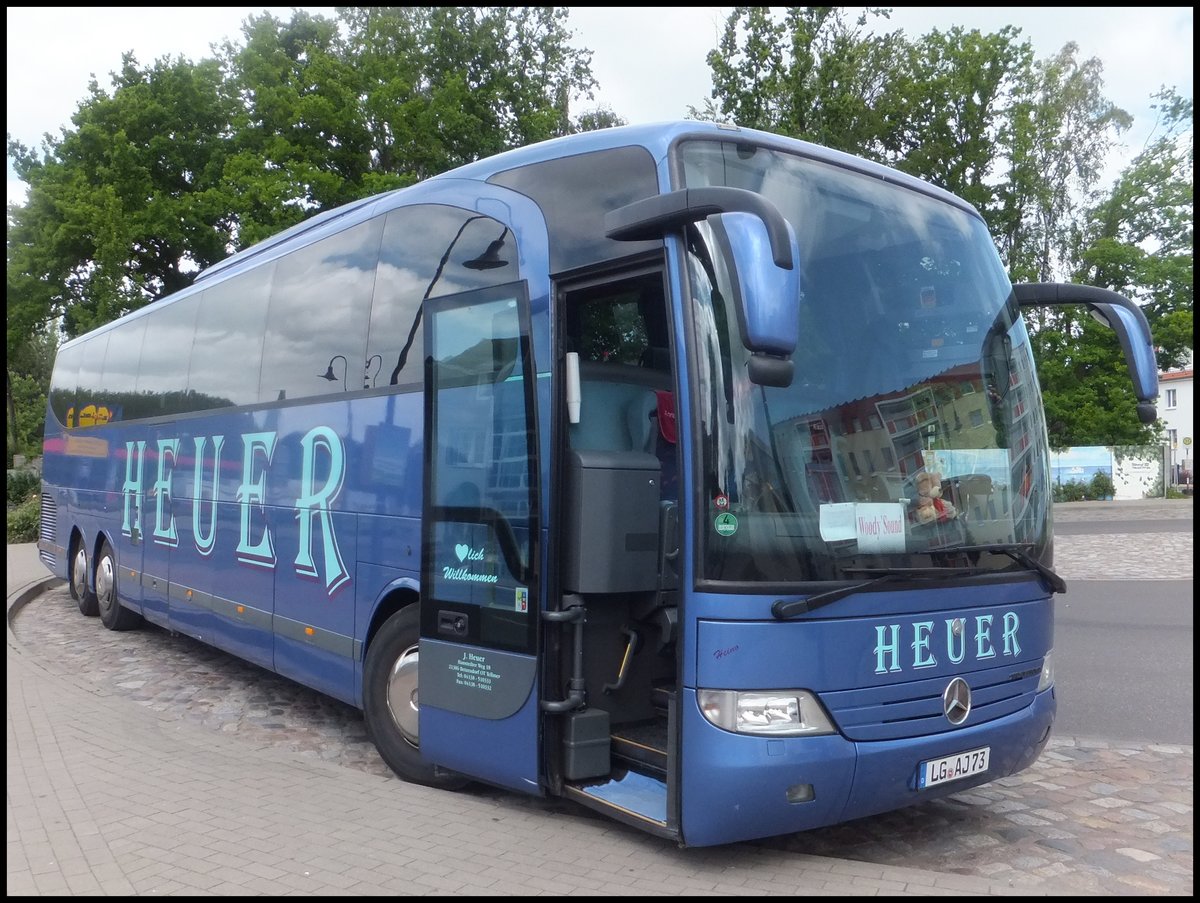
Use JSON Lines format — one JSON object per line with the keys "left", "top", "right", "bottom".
{"left": 822, "top": 660, "right": 1043, "bottom": 741}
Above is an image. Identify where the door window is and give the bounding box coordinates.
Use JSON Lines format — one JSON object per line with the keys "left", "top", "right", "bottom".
{"left": 425, "top": 286, "right": 537, "bottom": 654}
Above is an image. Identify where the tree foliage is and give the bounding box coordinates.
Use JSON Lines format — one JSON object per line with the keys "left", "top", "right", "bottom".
{"left": 5, "top": 328, "right": 57, "bottom": 460}
{"left": 697, "top": 7, "right": 1191, "bottom": 447}
{"left": 5, "top": 6, "right": 1193, "bottom": 453}
{"left": 214, "top": 7, "right": 601, "bottom": 245}
{"left": 7, "top": 6, "right": 601, "bottom": 346}
{"left": 889, "top": 27, "right": 1034, "bottom": 232}
{"left": 1027, "top": 88, "right": 1194, "bottom": 447}
{"left": 699, "top": 7, "right": 906, "bottom": 157}
{"left": 8, "top": 54, "right": 235, "bottom": 338}
{"left": 1078, "top": 88, "right": 1193, "bottom": 368}
{"left": 1000, "top": 42, "right": 1132, "bottom": 283}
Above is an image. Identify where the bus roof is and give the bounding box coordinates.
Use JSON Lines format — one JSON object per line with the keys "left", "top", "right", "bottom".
{"left": 71, "top": 120, "right": 978, "bottom": 347}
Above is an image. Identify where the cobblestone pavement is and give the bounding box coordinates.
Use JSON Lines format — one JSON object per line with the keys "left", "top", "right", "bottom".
{"left": 1052, "top": 499, "right": 1194, "bottom": 523}
{"left": 9, "top": 501, "right": 1193, "bottom": 895}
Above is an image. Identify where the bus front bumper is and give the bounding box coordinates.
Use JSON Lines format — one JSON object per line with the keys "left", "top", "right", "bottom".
{"left": 678, "top": 685, "right": 1055, "bottom": 847}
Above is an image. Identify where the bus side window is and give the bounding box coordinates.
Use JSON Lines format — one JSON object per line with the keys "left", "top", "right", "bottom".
{"left": 369, "top": 205, "right": 517, "bottom": 390}
{"left": 258, "top": 217, "right": 382, "bottom": 403}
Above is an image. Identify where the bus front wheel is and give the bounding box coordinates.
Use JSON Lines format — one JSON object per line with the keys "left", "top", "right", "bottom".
{"left": 363, "top": 606, "right": 467, "bottom": 790}
{"left": 96, "top": 540, "right": 142, "bottom": 632}
{"left": 69, "top": 539, "right": 99, "bottom": 616}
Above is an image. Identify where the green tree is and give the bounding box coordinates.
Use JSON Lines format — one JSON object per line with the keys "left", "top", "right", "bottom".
{"left": 698, "top": 10, "right": 1132, "bottom": 282}
{"left": 212, "top": 7, "right": 600, "bottom": 243}
{"left": 999, "top": 42, "right": 1131, "bottom": 283}
{"left": 215, "top": 10, "right": 367, "bottom": 245}
{"left": 5, "top": 328, "right": 57, "bottom": 461}
{"left": 7, "top": 53, "right": 236, "bottom": 339}
{"left": 699, "top": 7, "right": 905, "bottom": 157}
{"left": 7, "top": 7, "right": 606, "bottom": 449}
{"left": 7, "top": 6, "right": 602, "bottom": 341}
{"left": 696, "top": 8, "right": 1183, "bottom": 446}
{"left": 7, "top": 53, "right": 236, "bottom": 463}
{"left": 1030, "top": 89, "right": 1192, "bottom": 447}
{"left": 572, "top": 106, "right": 627, "bottom": 133}
{"left": 338, "top": 7, "right": 596, "bottom": 180}
{"left": 886, "top": 26, "right": 1030, "bottom": 218}
{"left": 1034, "top": 313, "right": 1161, "bottom": 447}
{"left": 1079, "top": 89, "right": 1193, "bottom": 369}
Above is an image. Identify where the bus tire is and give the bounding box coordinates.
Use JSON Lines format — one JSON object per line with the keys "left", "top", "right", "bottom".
{"left": 363, "top": 606, "right": 468, "bottom": 790}
{"left": 69, "top": 538, "right": 99, "bottom": 616}
{"left": 96, "top": 539, "right": 142, "bottom": 632}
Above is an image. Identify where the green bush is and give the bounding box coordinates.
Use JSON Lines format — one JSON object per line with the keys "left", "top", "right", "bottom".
{"left": 1088, "top": 471, "right": 1115, "bottom": 500}
{"left": 7, "top": 469, "right": 41, "bottom": 504}
{"left": 1053, "top": 479, "right": 1088, "bottom": 502}
{"left": 7, "top": 491, "right": 41, "bottom": 542}
{"left": 1054, "top": 473, "right": 1117, "bottom": 502}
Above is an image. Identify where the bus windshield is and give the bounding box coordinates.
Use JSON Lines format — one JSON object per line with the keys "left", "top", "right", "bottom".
{"left": 678, "top": 140, "right": 1053, "bottom": 586}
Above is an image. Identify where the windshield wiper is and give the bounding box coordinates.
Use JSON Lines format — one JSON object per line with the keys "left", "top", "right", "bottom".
{"left": 929, "top": 542, "right": 1067, "bottom": 595}
{"left": 772, "top": 566, "right": 982, "bottom": 619}
{"left": 771, "top": 545, "right": 1066, "bottom": 620}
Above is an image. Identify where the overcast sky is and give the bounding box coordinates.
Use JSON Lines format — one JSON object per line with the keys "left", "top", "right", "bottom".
{"left": 6, "top": 6, "right": 1194, "bottom": 205}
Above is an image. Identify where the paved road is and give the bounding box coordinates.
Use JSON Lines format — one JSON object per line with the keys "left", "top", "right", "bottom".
{"left": 7, "top": 499, "right": 1192, "bottom": 896}
{"left": 1052, "top": 577, "right": 1193, "bottom": 744}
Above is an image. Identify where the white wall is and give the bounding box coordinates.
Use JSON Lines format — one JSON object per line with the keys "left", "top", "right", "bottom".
{"left": 1158, "top": 363, "right": 1194, "bottom": 482}
{"left": 1112, "top": 448, "right": 1163, "bottom": 500}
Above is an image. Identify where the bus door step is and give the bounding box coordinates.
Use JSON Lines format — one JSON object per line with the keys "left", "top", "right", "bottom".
{"left": 564, "top": 769, "right": 670, "bottom": 835}
{"left": 650, "top": 682, "right": 675, "bottom": 713}
{"left": 610, "top": 720, "right": 667, "bottom": 776}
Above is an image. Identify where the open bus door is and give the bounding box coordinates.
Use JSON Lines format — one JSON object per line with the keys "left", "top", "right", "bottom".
{"left": 417, "top": 283, "right": 543, "bottom": 794}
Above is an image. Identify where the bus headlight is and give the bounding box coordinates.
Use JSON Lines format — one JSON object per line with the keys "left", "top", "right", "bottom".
{"left": 1037, "top": 650, "right": 1054, "bottom": 691}
{"left": 697, "top": 689, "right": 836, "bottom": 736}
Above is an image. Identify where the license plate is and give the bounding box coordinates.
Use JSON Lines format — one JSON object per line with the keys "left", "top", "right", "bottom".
{"left": 918, "top": 746, "right": 990, "bottom": 788}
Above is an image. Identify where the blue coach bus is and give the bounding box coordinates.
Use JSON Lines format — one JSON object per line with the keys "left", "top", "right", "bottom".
{"left": 38, "top": 121, "right": 1159, "bottom": 847}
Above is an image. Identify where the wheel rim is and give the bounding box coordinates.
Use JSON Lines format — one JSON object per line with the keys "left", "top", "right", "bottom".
{"left": 72, "top": 546, "right": 88, "bottom": 597}
{"left": 385, "top": 643, "right": 421, "bottom": 748}
{"left": 96, "top": 554, "right": 115, "bottom": 614}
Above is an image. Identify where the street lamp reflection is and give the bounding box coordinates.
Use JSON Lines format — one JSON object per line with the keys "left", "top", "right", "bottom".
{"left": 365, "top": 354, "right": 382, "bottom": 389}
{"left": 389, "top": 216, "right": 512, "bottom": 385}
{"left": 320, "top": 354, "right": 348, "bottom": 390}
{"left": 463, "top": 228, "right": 510, "bottom": 271}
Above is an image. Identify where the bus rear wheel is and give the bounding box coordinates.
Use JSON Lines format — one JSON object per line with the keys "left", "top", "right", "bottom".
{"left": 363, "top": 606, "right": 467, "bottom": 790}
{"left": 96, "top": 540, "right": 142, "bottom": 632}
{"left": 69, "top": 539, "right": 99, "bottom": 616}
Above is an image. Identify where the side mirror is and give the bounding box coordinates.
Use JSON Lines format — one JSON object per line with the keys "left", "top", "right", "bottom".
{"left": 1012, "top": 282, "right": 1159, "bottom": 424}
{"left": 708, "top": 211, "right": 800, "bottom": 387}
{"left": 605, "top": 186, "right": 801, "bottom": 387}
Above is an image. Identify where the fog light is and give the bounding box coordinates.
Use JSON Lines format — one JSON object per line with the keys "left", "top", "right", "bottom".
{"left": 786, "top": 783, "right": 815, "bottom": 803}
{"left": 1037, "top": 650, "right": 1054, "bottom": 691}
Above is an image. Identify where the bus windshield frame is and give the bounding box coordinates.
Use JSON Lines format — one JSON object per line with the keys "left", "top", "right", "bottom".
{"left": 676, "top": 139, "right": 1054, "bottom": 589}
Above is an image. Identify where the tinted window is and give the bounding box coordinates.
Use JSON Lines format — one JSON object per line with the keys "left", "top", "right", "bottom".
{"left": 135, "top": 292, "right": 202, "bottom": 417}
{"left": 489, "top": 145, "right": 660, "bottom": 273}
{"left": 98, "top": 316, "right": 148, "bottom": 421}
{"left": 369, "top": 205, "right": 517, "bottom": 389}
{"left": 426, "top": 287, "right": 537, "bottom": 653}
{"left": 48, "top": 341, "right": 85, "bottom": 426}
{"left": 74, "top": 333, "right": 110, "bottom": 427}
{"left": 188, "top": 264, "right": 274, "bottom": 409}
{"left": 565, "top": 272, "right": 670, "bottom": 368}
{"left": 259, "top": 218, "right": 384, "bottom": 402}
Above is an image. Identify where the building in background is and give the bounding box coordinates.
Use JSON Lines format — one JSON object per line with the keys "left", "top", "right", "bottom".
{"left": 1159, "top": 354, "right": 1193, "bottom": 487}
